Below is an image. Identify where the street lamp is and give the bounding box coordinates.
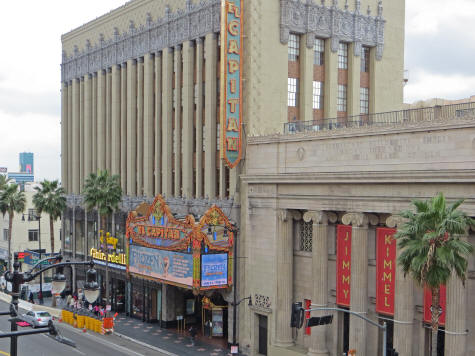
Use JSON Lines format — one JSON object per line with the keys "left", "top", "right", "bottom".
{"left": 22, "top": 211, "right": 43, "bottom": 303}
{"left": 2, "top": 254, "right": 98, "bottom": 356}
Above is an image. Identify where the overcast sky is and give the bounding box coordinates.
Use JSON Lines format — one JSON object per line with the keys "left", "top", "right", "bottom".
{"left": 0, "top": 0, "right": 473, "bottom": 182}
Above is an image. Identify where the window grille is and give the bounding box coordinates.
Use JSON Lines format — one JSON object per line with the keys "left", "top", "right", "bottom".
{"left": 313, "top": 81, "right": 324, "bottom": 110}
{"left": 314, "top": 38, "right": 325, "bottom": 65}
{"left": 299, "top": 220, "right": 313, "bottom": 252}
{"left": 288, "top": 34, "right": 300, "bottom": 61}
{"left": 361, "top": 46, "right": 370, "bottom": 72}
{"left": 360, "top": 87, "right": 369, "bottom": 114}
{"left": 338, "top": 43, "right": 348, "bottom": 69}
{"left": 337, "top": 84, "right": 347, "bottom": 112}
{"left": 288, "top": 78, "right": 299, "bottom": 107}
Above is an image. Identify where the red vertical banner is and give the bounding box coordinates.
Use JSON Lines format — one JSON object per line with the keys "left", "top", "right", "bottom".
{"left": 304, "top": 299, "right": 311, "bottom": 335}
{"left": 336, "top": 224, "right": 352, "bottom": 307}
{"left": 424, "top": 285, "right": 446, "bottom": 326}
{"left": 376, "top": 228, "right": 397, "bottom": 315}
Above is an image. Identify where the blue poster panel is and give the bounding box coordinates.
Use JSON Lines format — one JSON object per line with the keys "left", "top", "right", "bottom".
{"left": 201, "top": 253, "right": 228, "bottom": 287}
{"left": 129, "top": 245, "right": 193, "bottom": 287}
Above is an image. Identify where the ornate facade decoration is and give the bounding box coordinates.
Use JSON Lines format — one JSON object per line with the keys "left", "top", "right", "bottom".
{"left": 280, "top": 0, "right": 385, "bottom": 60}
{"left": 254, "top": 293, "right": 271, "bottom": 310}
{"left": 62, "top": 0, "right": 221, "bottom": 82}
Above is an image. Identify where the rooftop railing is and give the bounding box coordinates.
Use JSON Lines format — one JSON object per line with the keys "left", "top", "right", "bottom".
{"left": 283, "top": 102, "right": 475, "bottom": 135}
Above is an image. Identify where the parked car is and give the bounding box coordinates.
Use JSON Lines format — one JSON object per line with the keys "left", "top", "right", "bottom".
{"left": 22, "top": 310, "right": 52, "bottom": 328}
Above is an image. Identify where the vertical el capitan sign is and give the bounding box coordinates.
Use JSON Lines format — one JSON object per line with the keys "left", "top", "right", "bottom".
{"left": 220, "top": 0, "right": 243, "bottom": 168}
{"left": 376, "top": 228, "right": 397, "bottom": 315}
{"left": 336, "top": 224, "right": 352, "bottom": 307}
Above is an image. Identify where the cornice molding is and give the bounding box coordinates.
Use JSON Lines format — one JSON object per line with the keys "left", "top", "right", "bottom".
{"left": 61, "top": 0, "right": 220, "bottom": 82}
{"left": 280, "top": 0, "right": 385, "bottom": 59}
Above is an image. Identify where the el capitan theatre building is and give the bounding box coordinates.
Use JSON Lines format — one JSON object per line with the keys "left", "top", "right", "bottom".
{"left": 126, "top": 195, "right": 234, "bottom": 338}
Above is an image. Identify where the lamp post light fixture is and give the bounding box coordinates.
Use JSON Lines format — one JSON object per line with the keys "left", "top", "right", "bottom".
{"left": 2, "top": 254, "right": 99, "bottom": 356}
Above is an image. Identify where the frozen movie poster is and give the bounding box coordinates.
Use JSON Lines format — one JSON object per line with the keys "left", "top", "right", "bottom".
{"left": 201, "top": 254, "right": 228, "bottom": 287}
{"left": 129, "top": 245, "right": 193, "bottom": 286}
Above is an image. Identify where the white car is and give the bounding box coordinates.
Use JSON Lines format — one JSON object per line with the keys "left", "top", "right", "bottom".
{"left": 22, "top": 311, "right": 52, "bottom": 328}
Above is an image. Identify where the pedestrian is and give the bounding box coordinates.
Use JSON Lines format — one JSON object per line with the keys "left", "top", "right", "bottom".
{"left": 38, "top": 291, "right": 44, "bottom": 305}
{"left": 189, "top": 325, "right": 197, "bottom": 346}
{"left": 28, "top": 290, "right": 35, "bottom": 304}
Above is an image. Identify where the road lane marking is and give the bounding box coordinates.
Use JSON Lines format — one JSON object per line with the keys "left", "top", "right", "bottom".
{"left": 0, "top": 350, "right": 9, "bottom": 356}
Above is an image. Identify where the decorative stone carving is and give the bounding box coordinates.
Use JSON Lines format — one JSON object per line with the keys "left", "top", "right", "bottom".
{"left": 280, "top": 0, "right": 385, "bottom": 60}
{"left": 254, "top": 294, "right": 271, "bottom": 309}
{"left": 385, "top": 215, "right": 407, "bottom": 228}
{"left": 341, "top": 212, "right": 368, "bottom": 227}
{"left": 62, "top": 0, "right": 220, "bottom": 82}
{"left": 278, "top": 209, "right": 302, "bottom": 222}
{"left": 303, "top": 210, "right": 337, "bottom": 225}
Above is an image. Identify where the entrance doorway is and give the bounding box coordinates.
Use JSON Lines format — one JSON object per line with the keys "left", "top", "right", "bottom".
{"left": 258, "top": 314, "right": 267, "bottom": 355}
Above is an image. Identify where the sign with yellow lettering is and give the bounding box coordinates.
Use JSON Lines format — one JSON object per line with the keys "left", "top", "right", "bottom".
{"left": 89, "top": 248, "right": 127, "bottom": 270}
{"left": 376, "top": 228, "right": 396, "bottom": 315}
{"left": 336, "top": 224, "right": 352, "bottom": 307}
{"left": 220, "top": 0, "right": 243, "bottom": 168}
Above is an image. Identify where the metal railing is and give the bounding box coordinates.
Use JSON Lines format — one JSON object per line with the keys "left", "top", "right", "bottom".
{"left": 284, "top": 102, "right": 475, "bottom": 135}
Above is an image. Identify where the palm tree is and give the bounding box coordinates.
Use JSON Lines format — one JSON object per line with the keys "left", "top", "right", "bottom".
{"left": 395, "top": 193, "right": 474, "bottom": 356}
{"left": 32, "top": 179, "right": 66, "bottom": 254}
{"left": 0, "top": 175, "right": 12, "bottom": 191}
{"left": 0, "top": 183, "right": 26, "bottom": 270}
{"left": 83, "top": 170, "right": 122, "bottom": 309}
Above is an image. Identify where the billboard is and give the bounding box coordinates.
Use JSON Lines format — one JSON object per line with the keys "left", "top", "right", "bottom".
{"left": 201, "top": 253, "right": 228, "bottom": 287}
{"left": 129, "top": 244, "right": 193, "bottom": 287}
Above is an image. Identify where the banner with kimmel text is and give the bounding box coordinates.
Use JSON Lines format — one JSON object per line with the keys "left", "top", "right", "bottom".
{"left": 336, "top": 224, "right": 352, "bottom": 307}
{"left": 376, "top": 228, "right": 397, "bottom": 315}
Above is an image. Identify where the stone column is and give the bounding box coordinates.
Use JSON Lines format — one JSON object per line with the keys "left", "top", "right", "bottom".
{"left": 204, "top": 33, "right": 217, "bottom": 198}
{"left": 444, "top": 234, "right": 469, "bottom": 356}
{"left": 84, "top": 74, "right": 92, "bottom": 179}
{"left": 300, "top": 34, "right": 314, "bottom": 122}
{"left": 304, "top": 211, "right": 337, "bottom": 356}
{"left": 347, "top": 43, "right": 361, "bottom": 117}
{"left": 137, "top": 57, "right": 144, "bottom": 196}
{"left": 174, "top": 45, "right": 182, "bottom": 197}
{"left": 182, "top": 41, "right": 195, "bottom": 198}
{"left": 324, "top": 39, "right": 338, "bottom": 119}
{"left": 106, "top": 68, "right": 112, "bottom": 172}
{"left": 154, "top": 53, "right": 162, "bottom": 195}
{"left": 68, "top": 80, "right": 73, "bottom": 192}
{"left": 120, "top": 63, "right": 127, "bottom": 192}
{"left": 144, "top": 53, "right": 155, "bottom": 197}
{"left": 61, "top": 82, "right": 69, "bottom": 192}
{"left": 97, "top": 69, "right": 106, "bottom": 171}
{"left": 126, "top": 59, "right": 137, "bottom": 196}
{"left": 342, "top": 212, "right": 369, "bottom": 355}
{"left": 91, "top": 73, "right": 98, "bottom": 175}
{"left": 162, "top": 48, "right": 173, "bottom": 196}
{"left": 79, "top": 77, "right": 84, "bottom": 192}
{"left": 386, "top": 215, "right": 414, "bottom": 356}
{"left": 195, "top": 38, "right": 204, "bottom": 197}
{"left": 275, "top": 210, "right": 300, "bottom": 347}
{"left": 72, "top": 78, "right": 80, "bottom": 194}
{"left": 111, "top": 64, "right": 121, "bottom": 177}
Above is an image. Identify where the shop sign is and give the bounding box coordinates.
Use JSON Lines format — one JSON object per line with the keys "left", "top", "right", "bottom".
{"left": 129, "top": 245, "right": 193, "bottom": 287}
{"left": 220, "top": 0, "right": 243, "bottom": 168}
{"left": 424, "top": 285, "right": 446, "bottom": 326}
{"left": 89, "top": 248, "right": 126, "bottom": 270}
{"left": 201, "top": 254, "right": 228, "bottom": 287}
{"left": 22, "top": 251, "right": 59, "bottom": 266}
{"left": 336, "top": 224, "right": 352, "bottom": 307}
{"left": 376, "top": 228, "right": 396, "bottom": 315}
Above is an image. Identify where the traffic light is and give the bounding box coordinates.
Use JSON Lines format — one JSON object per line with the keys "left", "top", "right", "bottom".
{"left": 307, "top": 315, "right": 334, "bottom": 327}
{"left": 290, "top": 302, "right": 304, "bottom": 329}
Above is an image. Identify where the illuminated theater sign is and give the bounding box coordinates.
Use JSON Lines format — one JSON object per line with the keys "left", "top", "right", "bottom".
{"left": 220, "top": 0, "right": 243, "bottom": 168}
{"left": 126, "top": 195, "right": 234, "bottom": 293}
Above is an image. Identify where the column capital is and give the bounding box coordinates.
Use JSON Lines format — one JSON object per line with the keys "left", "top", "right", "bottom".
{"left": 121, "top": 62, "right": 127, "bottom": 69}
{"left": 196, "top": 37, "right": 203, "bottom": 45}
{"left": 174, "top": 44, "right": 182, "bottom": 51}
{"left": 385, "top": 215, "right": 407, "bottom": 228}
{"left": 341, "top": 212, "right": 378, "bottom": 227}
{"left": 303, "top": 211, "right": 337, "bottom": 225}
{"left": 137, "top": 57, "right": 144, "bottom": 63}
{"left": 278, "top": 209, "right": 301, "bottom": 222}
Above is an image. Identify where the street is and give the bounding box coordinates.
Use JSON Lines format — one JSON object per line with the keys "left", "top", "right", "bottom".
{"left": 0, "top": 300, "right": 169, "bottom": 356}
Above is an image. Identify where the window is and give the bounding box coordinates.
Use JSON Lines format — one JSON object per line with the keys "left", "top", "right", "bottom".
{"left": 360, "top": 87, "right": 369, "bottom": 114}
{"left": 338, "top": 43, "right": 348, "bottom": 69}
{"left": 288, "top": 78, "right": 299, "bottom": 107}
{"left": 361, "top": 46, "right": 370, "bottom": 72}
{"left": 314, "top": 38, "right": 325, "bottom": 65}
{"left": 312, "top": 81, "right": 324, "bottom": 109}
{"left": 299, "top": 220, "right": 313, "bottom": 252}
{"left": 288, "top": 34, "right": 300, "bottom": 61}
{"left": 28, "top": 229, "right": 38, "bottom": 242}
{"left": 337, "top": 85, "right": 347, "bottom": 112}
{"left": 28, "top": 209, "right": 37, "bottom": 220}
{"left": 3, "top": 229, "right": 7, "bottom": 241}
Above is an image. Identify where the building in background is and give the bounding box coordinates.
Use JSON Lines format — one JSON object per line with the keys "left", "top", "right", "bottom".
{"left": 8, "top": 152, "right": 35, "bottom": 186}
{"left": 60, "top": 0, "right": 407, "bottom": 353}
{"left": 19, "top": 152, "right": 34, "bottom": 175}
